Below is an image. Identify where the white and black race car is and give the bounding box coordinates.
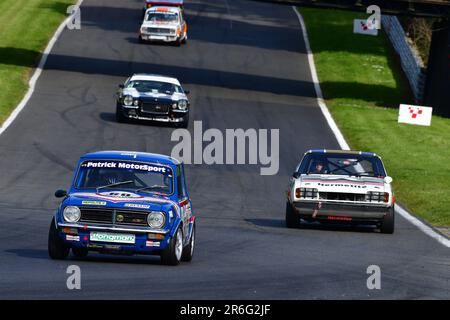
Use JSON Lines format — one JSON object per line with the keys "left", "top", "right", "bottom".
{"left": 116, "top": 73, "right": 190, "bottom": 127}
{"left": 286, "top": 150, "right": 395, "bottom": 233}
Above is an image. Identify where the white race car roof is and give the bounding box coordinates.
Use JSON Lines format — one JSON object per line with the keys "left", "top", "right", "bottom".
{"left": 130, "top": 74, "right": 181, "bottom": 86}
{"left": 146, "top": 6, "right": 181, "bottom": 14}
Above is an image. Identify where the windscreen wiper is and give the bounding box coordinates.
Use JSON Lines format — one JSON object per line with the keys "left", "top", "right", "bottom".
{"left": 96, "top": 180, "right": 134, "bottom": 192}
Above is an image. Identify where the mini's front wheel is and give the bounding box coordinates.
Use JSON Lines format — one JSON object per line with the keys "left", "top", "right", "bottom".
{"left": 48, "top": 218, "right": 70, "bottom": 260}
{"left": 161, "top": 227, "right": 183, "bottom": 266}
{"left": 181, "top": 222, "right": 195, "bottom": 262}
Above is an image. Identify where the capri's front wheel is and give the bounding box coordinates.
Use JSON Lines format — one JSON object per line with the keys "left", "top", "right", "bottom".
{"left": 285, "top": 201, "right": 300, "bottom": 228}
{"left": 380, "top": 207, "right": 395, "bottom": 234}
{"left": 48, "top": 218, "right": 70, "bottom": 260}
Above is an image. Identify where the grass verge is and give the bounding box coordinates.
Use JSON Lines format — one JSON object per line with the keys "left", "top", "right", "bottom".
{"left": 0, "top": 0, "right": 76, "bottom": 124}
{"left": 299, "top": 7, "right": 450, "bottom": 227}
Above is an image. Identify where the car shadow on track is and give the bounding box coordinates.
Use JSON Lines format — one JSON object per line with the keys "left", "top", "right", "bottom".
{"left": 6, "top": 249, "right": 49, "bottom": 260}
{"left": 6, "top": 248, "right": 168, "bottom": 265}
{"left": 245, "top": 218, "right": 379, "bottom": 234}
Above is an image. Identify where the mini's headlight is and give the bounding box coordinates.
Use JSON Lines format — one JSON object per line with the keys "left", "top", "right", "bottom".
{"left": 178, "top": 100, "right": 188, "bottom": 110}
{"left": 147, "top": 211, "right": 165, "bottom": 228}
{"left": 63, "top": 206, "right": 81, "bottom": 223}
{"left": 123, "top": 95, "right": 133, "bottom": 106}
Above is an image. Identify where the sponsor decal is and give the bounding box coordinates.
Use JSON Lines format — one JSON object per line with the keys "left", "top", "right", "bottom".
{"left": 82, "top": 200, "right": 106, "bottom": 205}
{"left": 124, "top": 203, "right": 151, "bottom": 209}
{"left": 146, "top": 241, "right": 161, "bottom": 247}
{"left": 87, "top": 244, "right": 102, "bottom": 249}
{"left": 100, "top": 191, "right": 140, "bottom": 199}
{"left": 80, "top": 161, "right": 169, "bottom": 174}
{"left": 90, "top": 231, "right": 136, "bottom": 244}
{"left": 318, "top": 183, "right": 367, "bottom": 188}
{"left": 327, "top": 216, "right": 353, "bottom": 221}
{"left": 66, "top": 235, "right": 80, "bottom": 241}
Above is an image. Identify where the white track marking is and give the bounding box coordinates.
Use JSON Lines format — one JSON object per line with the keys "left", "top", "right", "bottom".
{"left": 292, "top": 6, "right": 450, "bottom": 247}
{"left": 0, "top": 0, "right": 85, "bottom": 136}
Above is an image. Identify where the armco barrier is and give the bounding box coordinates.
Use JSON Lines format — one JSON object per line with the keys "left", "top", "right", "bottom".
{"left": 381, "top": 15, "right": 426, "bottom": 103}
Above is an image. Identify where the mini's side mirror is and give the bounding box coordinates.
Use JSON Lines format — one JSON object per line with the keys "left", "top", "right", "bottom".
{"left": 55, "top": 189, "right": 67, "bottom": 198}
{"left": 293, "top": 172, "right": 300, "bottom": 179}
{"left": 184, "top": 89, "right": 190, "bottom": 95}
{"left": 118, "top": 84, "right": 124, "bottom": 89}
{"left": 384, "top": 176, "right": 393, "bottom": 184}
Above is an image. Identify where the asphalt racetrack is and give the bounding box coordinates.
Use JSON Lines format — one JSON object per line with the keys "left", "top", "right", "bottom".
{"left": 0, "top": 0, "right": 448, "bottom": 299}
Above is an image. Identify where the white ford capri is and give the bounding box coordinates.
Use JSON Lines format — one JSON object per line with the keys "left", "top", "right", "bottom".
{"left": 286, "top": 149, "right": 395, "bottom": 233}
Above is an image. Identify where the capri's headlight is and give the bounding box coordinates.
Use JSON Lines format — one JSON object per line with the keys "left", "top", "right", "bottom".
{"left": 147, "top": 211, "right": 165, "bottom": 228}
{"left": 123, "top": 95, "right": 133, "bottom": 106}
{"left": 63, "top": 206, "right": 81, "bottom": 223}
{"left": 178, "top": 100, "right": 188, "bottom": 110}
{"left": 133, "top": 99, "right": 139, "bottom": 106}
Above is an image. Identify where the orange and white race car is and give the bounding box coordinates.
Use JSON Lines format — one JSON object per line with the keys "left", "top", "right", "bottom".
{"left": 139, "top": 6, "right": 187, "bottom": 46}
{"left": 143, "top": 0, "right": 184, "bottom": 12}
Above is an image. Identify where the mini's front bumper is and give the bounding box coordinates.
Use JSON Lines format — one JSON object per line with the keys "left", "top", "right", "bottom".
{"left": 57, "top": 223, "right": 171, "bottom": 254}
{"left": 293, "top": 201, "right": 391, "bottom": 223}
{"left": 140, "top": 34, "right": 178, "bottom": 42}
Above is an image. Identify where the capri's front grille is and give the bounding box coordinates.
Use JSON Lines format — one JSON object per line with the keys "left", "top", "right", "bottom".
{"left": 319, "top": 192, "right": 366, "bottom": 202}
{"left": 79, "top": 207, "right": 149, "bottom": 227}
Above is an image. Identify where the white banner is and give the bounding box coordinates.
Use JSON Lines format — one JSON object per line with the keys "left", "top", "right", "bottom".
{"left": 353, "top": 19, "right": 378, "bottom": 36}
{"left": 398, "top": 104, "right": 432, "bottom": 126}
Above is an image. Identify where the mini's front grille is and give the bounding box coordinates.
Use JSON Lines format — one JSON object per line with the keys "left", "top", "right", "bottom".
{"left": 79, "top": 207, "right": 149, "bottom": 227}
{"left": 145, "top": 27, "right": 175, "bottom": 35}
{"left": 80, "top": 208, "right": 113, "bottom": 223}
{"left": 319, "top": 192, "right": 366, "bottom": 202}
{"left": 115, "top": 210, "right": 148, "bottom": 226}
{"left": 141, "top": 103, "right": 170, "bottom": 114}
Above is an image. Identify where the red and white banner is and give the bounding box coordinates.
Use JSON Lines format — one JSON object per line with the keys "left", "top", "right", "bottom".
{"left": 353, "top": 19, "right": 378, "bottom": 36}
{"left": 398, "top": 104, "right": 432, "bottom": 126}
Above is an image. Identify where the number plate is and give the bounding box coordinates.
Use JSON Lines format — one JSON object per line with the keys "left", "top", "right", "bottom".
{"left": 90, "top": 231, "right": 135, "bottom": 244}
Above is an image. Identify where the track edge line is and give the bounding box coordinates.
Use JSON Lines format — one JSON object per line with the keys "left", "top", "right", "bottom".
{"left": 0, "top": 0, "right": 85, "bottom": 136}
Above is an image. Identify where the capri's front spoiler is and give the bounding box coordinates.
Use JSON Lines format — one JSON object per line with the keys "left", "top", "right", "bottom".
{"left": 293, "top": 201, "right": 391, "bottom": 222}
